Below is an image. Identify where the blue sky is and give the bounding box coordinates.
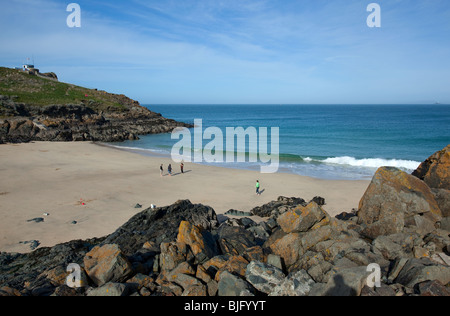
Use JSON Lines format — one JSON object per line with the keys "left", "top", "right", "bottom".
{"left": 1, "top": 0, "right": 450, "bottom": 104}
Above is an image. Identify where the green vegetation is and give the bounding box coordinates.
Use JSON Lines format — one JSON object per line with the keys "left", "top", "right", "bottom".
{"left": 0, "top": 67, "right": 131, "bottom": 112}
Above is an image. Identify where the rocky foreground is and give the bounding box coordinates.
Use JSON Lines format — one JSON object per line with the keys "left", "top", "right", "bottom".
{"left": 0, "top": 145, "right": 449, "bottom": 296}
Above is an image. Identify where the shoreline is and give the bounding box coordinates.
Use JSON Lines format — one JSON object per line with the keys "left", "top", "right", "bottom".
{"left": 102, "top": 139, "right": 422, "bottom": 182}
{"left": 0, "top": 141, "right": 370, "bottom": 253}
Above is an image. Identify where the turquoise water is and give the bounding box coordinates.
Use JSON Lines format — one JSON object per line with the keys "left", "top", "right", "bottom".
{"left": 108, "top": 104, "right": 450, "bottom": 180}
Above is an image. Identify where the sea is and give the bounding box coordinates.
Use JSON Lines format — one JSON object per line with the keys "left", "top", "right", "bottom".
{"left": 107, "top": 104, "right": 450, "bottom": 180}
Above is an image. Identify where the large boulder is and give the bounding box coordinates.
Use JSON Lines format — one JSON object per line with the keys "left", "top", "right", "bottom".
{"left": 101, "top": 200, "right": 218, "bottom": 256}
{"left": 441, "top": 217, "right": 450, "bottom": 232}
{"left": 87, "top": 282, "right": 129, "bottom": 296}
{"left": 357, "top": 167, "right": 442, "bottom": 239}
{"left": 321, "top": 266, "right": 373, "bottom": 296}
{"left": 416, "top": 280, "right": 450, "bottom": 296}
{"left": 372, "top": 233, "right": 419, "bottom": 260}
{"left": 390, "top": 258, "right": 450, "bottom": 288}
{"left": 245, "top": 261, "right": 286, "bottom": 294}
{"left": 217, "top": 271, "right": 255, "bottom": 296}
{"left": 299, "top": 225, "right": 334, "bottom": 254}
{"left": 177, "top": 221, "right": 218, "bottom": 263}
{"left": 269, "top": 233, "right": 303, "bottom": 268}
{"left": 413, "top": 145, "right": 450, "bottom": 190}
{"left": 432, "top": 189, "right": 450, "bottom": 218}
{"left": 277, "top": 202, "right": 329, "bottom": 233}
{"left": 216, "top": 255, "right": 250, "bottom": 279}
{"left": 217, "top": 225, "right": 257, "bottom": 256}
{"left": 159, "top": 242, "right": 194, "bottom": 272}
{"left": 0, "top": 286, "right": 22, "bottom": 297}
{"left": 269, "top": 270, "right": 316, "bottom": 296}
{"left": 83, "top": 244, "right": 133, "bottom": 287}
{"left": 250, "top": 196, "right": 307, "bottom": 218}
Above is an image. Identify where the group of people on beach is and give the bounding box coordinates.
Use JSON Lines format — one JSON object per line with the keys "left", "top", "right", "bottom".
{"left": 160, "top": 162, "right": 184, "bottom": 177}
{"left": 159, "top": 162, "right": 263, "bottom": 196}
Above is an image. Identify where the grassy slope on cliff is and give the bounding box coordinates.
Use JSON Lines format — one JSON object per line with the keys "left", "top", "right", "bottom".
{"left": 0, "top": 67, "right": 132, "bottom": 112}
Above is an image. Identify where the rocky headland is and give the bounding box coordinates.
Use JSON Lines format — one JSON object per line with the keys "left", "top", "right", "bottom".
{"left": 0, "top": 67, "right": 192, "bottom": 143}
{"left": 0, "top": 145, "right": 449, "bottom": 297}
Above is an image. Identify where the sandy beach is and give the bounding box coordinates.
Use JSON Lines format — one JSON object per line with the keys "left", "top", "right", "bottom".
{"left": 0, "top": 142, "right": 370, "bottom": 253}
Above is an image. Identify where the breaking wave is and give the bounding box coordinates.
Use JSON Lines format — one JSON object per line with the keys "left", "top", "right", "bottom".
{"left": 305, "top": 156, "right": 421, "bottom": 171}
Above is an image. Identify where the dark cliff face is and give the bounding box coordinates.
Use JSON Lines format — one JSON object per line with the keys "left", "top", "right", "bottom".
{"left": 0, "top": 95, "right": 192, "bottom": 143}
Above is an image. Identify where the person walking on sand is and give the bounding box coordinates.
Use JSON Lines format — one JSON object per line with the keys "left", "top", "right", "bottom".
{"left": 168, "top": 164, "right": 172, "bottom": 176}
{"left": 256, "top": 180, "right": 261, "bottom": 195}
{"left": 160, "top": 164, "right": 164, "bottom": 177}
{"left": 180, "top": 162, "right": 184, "bottom": 174}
